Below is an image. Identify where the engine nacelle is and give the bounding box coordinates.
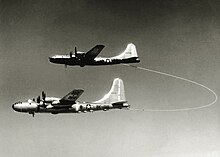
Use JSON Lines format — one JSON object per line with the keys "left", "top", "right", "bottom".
{"left": 71, "top": 104, "right": 80, "bottom": 112}
{"left": 52, "top": 100, "right": 60, "bottom": 105}
{"left": 75, "top": 52, "right": 86, "bottom": 59}
{"left": 44, "top": 97, "right": 60, "bottom": 103}
{"left": 46, "top": 104, "right": 54, "bottom": 109}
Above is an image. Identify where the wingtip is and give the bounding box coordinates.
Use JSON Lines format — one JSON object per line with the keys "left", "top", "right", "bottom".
{"left": 76, "top": 88, "right": 84, "bottom": 92}
{"left": 97, "top": 45, "right": 105, "bottom": 47}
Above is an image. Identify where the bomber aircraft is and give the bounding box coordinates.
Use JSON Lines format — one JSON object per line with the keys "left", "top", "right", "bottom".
{"left": 12, "top": 78, "right": 129, "bottom": 117}
{"left": 49, "top": 43, "right": 140, "bottom": 67}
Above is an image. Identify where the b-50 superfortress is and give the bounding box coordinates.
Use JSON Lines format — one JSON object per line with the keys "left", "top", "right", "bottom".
{"left": 12, "top": 78, "right": 129, "bottom": 117}
{"left": 49, "top": 43, "right": 140, "bottom": 67}
{"left": 12, "top": 43, "right": 140, "bottom": 117}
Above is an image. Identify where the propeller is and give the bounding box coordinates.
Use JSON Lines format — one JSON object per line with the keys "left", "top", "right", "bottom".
{"left": 75, "top": 46, "right": 78, "bottom": 57}
{"left": 37, "top": 96, "right": 41, "bottom": 103}
{"left": 75, "top": 46, "right": 77, "bottom": 54}
{"left": 42, "top": 91, "right": 46, "bottom": 101}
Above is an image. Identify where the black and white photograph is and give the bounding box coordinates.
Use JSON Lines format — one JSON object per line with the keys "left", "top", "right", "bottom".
{"left": 0, "top": 0, "right": 219, "bottom": 156}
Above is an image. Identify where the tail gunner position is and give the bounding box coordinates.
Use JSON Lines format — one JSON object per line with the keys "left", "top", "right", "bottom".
{"left": 12, "top": 78, "right": 130, "bottom": 117}
{"left": 49, "top": 43, "right": 140, "bottom": 67}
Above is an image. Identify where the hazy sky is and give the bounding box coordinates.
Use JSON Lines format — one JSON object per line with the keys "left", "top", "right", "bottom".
{"left": 0, "top": 0, "right": 220, "bottom": 157}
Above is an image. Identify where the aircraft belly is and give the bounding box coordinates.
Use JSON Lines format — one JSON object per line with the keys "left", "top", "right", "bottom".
{"left": 87, "top": 57, "right": 140, "bottom": 65}
{"left": 122, "top": 57, "right": 140, "bottom": 63}
{"left": 86, "top": 60, "right": 120, "bottom": 65}
{"left": 36, "top": 103, "right": 127, "bottom": 114}
{"left": 37, "top": 107, "right": 77, "bottom": 113}
{"left": 66, "top": 59, "right": 82, "bottom": 65}
{"left": 50, "top": 58, "right": 79, "bottom": 65}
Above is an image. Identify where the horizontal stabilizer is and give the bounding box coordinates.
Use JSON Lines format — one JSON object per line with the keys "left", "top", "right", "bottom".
{"left": 112, "top": 101, "right": 127, "bottom": 105}
{"left": 112, "top": 101, "right": 128, "bottom": 107}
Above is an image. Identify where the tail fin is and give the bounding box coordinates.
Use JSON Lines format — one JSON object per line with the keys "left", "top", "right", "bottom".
{"left": 94, "top": 78, "right": 126, "bottom": 104}
{"left": 113, "top": 43, "right": 138, "bottom": 59}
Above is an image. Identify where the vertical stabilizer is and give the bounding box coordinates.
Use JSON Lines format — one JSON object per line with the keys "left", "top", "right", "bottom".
{"left": 113, "top": 43, "right": 138, "bottom": 59}
{"left": 94, "top": 78, "right": 126, "bottom": 104}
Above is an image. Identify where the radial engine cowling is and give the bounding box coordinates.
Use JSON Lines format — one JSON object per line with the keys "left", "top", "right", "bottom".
{"left": 44, "top": 97, "right": 60, "bottom": 103}
{"left": 52, "top": 100, "right": 60, "bottom": 105}
{"left": 75, "top": 52, "right": 85, "bottom": 59}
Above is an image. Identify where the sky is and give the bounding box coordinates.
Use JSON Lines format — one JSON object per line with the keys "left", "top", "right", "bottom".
{"left": 0, "top": 0, "right": 220, "bottom": 156}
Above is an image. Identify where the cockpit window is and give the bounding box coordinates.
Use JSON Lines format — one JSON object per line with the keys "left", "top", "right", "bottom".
{"left": 15, "top": 102, "right": 22, "bottom": 104}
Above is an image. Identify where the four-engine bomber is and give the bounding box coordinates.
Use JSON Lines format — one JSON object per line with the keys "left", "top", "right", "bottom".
{"left": 12, "top": 78, "right": 130, "bottom": 117}
{"left": 49, "top": 43, "right": 140, "bottom": 67}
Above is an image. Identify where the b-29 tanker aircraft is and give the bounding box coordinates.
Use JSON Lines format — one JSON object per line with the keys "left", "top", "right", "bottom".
{"left": 49, "top": 43, "right": 140, "bottom": 67}
{"left": 12, "top": 78, "right": 129, "bottom": 117}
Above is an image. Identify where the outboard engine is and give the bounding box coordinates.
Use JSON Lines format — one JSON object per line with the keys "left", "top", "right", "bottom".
{"left": 72, "top": 104, "right": 80, "bottom": 112}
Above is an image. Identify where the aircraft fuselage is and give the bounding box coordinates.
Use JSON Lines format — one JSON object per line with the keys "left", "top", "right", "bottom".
{"left": 12, "top": 101, "right": 129, "bottom": 115}
{"left": 49, "top": 55, "right": 140, "bottom": 67}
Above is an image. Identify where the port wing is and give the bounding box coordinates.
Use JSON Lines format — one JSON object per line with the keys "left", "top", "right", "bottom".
{"left": 85, "top": 45, "right": 105, "bottom": 59}
{"left": 60, "top": 89, "right": 84, "bottom": 104}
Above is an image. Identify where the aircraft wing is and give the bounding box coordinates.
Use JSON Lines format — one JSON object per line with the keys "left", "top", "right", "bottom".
{"left": 85, "top": 45, "right": 105, "bottom": 59}
{"left": 60, "top": 89, "right": 84, "bottom": 104}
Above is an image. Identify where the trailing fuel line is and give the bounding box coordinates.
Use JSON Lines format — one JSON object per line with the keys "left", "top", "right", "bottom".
{"left": 123, "top": 64, "right": 218, "bottom": 112}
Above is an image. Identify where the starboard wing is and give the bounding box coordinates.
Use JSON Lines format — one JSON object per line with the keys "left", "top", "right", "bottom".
{"left": 85, "top": 45, "right": 105, "bottom": 59}
{"left": 60, "top": 89, "right": 84, "bottom": 104}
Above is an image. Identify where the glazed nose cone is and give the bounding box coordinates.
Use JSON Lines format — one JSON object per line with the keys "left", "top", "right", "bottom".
{"left": 12, "top": 104, "right": 15, "bottom": 110}
{"left": 49, "top": 56, "right": 54, "bottom": 61}
{"left": 12, "top": 103, "right": 19, "bottom": 111}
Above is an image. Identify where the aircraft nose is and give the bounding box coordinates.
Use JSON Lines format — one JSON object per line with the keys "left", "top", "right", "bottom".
{"left": 12, "top": 104, "right": 15, "bottom": 110}
{"left": 12, "top": 103, "right": 18, "bottom": 111}
{"left": 49, "top": 56, "right": 56, "bottom": 63}
{"left": 12, "top": 102, "right": 21, "bottom": 112}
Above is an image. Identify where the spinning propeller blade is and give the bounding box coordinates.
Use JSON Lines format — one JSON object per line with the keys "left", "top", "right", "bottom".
{"left": 42, "top": 91, "right": 46, "bottom": 101}
{"left": 70, "top": 51, "right": 73, "bottom": 58}
{"left": 75, "top": 46, "right": 77, "bottom": 54}
{"left": 37, "top": 96, "right": 40, "bottom": 103}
